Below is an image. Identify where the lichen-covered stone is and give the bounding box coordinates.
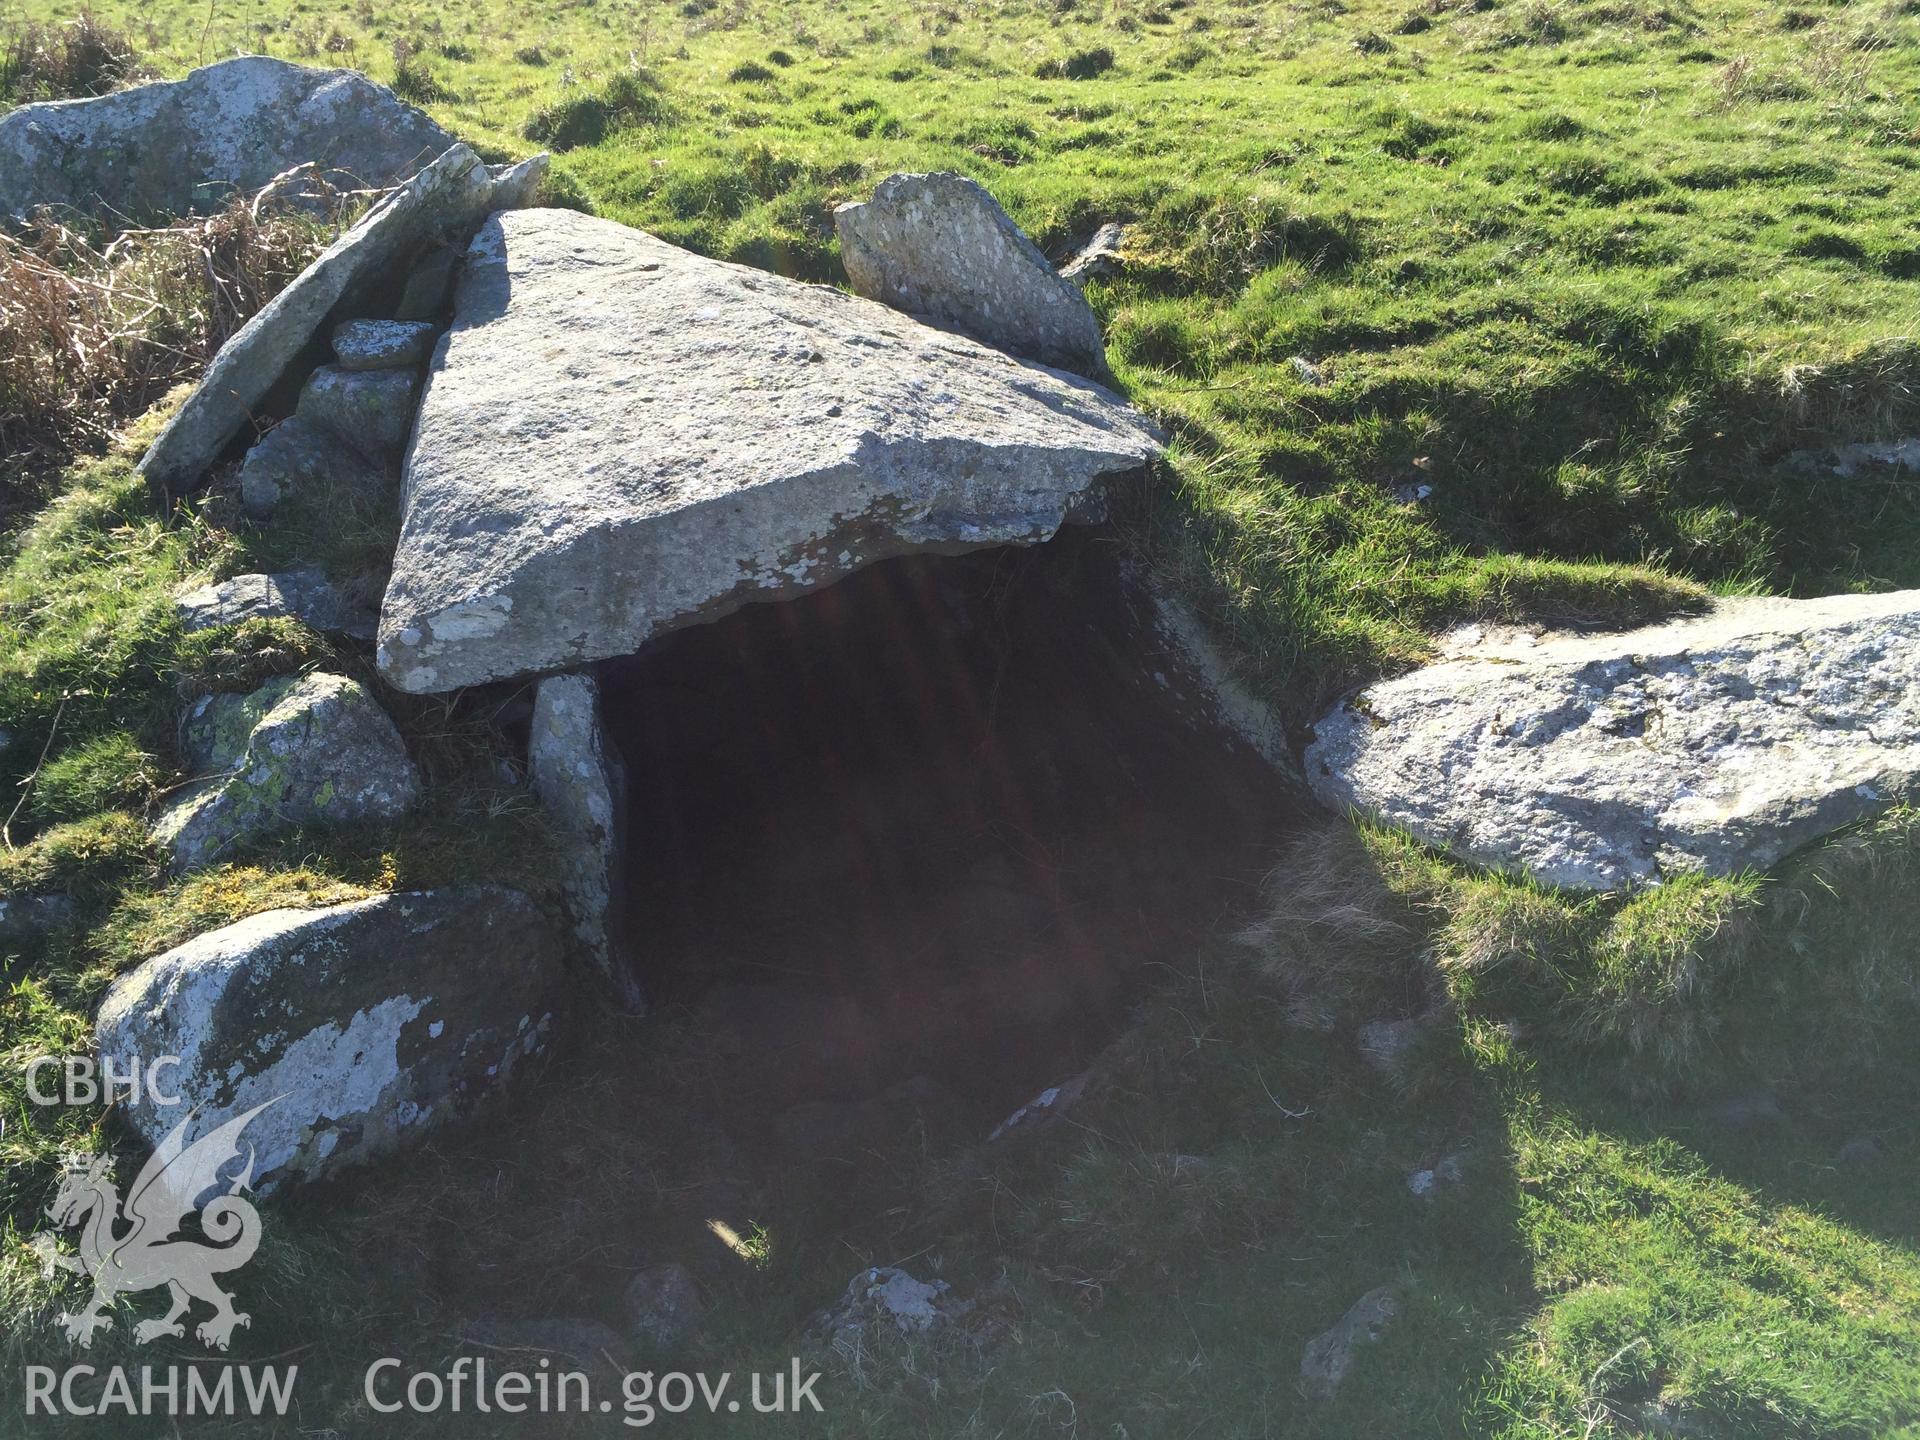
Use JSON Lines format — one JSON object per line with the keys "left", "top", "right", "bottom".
{"left": 0, "top": 57, "right": 455, "bottom": 225}
{"left": 94, "top": 888, "right": 563, "bottom": 1190}
{"left": 1306, "top": 590, "right": 1920, "bottom": 891}
{"left": 529, "top": 674, "right": 641, "bottom": 1008}
{"left": 297, "top": 365, "right": 420, "bottom": 457}
{"left": 331, "top": 319, "right": 439, "bottom": 371}
{"left": 155, "top": 673, "right": 420, "bottom": 872}
{"left": 175, "top": 568, "right": 376, "bottom": 639}
{"left": 377, "top": 208, "right": 1162, "bottom": 693}
{"left": 137, "top": 144, "right": 549, "bottom": 500}
{"left": 834, "top": 172, "right": 1107, "bottom": 376}
{"left": 1301, "top": 1287, "right": 1399, "bottom": 1401}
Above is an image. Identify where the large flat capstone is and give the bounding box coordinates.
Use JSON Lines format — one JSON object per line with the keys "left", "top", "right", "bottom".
{"left": 1305, "top": 591, "right": 1920, "bottom": 891}
{"left": 376, "top": 208, "right": 1162, "bottom": 693}
{"left": 0, "top": 57, "right": 454, "bottom": 225}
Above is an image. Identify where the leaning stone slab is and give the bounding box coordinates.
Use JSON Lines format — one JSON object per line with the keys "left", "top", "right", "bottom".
{"left": 175, "top": 568, "right": 376, "bottom": 639}
{"left": 0, "top": 56, "right": 455, "bottom": 225}
{"left": 331, "top": 318, "right": 438, "bottom": 371}
{"left": 378, "top": 208, "right": 1161, "bottom": 693}
{"left": 834, "top": 171, "right": 1107, "bottom": 376}
{"left": 1307, "top": 591, "right": 1920, "bottom": 891}
{"left": 137, "top": 143, "right": 549, "bottom": 501}
{"left": 95, "top": 888, "right": 562, "bottom": 1190}
{"left": 529, "top": 673, "right": 642, "bottom": 1010}
{"left": 155, "top": 673, "right": 419, "bottom": 872}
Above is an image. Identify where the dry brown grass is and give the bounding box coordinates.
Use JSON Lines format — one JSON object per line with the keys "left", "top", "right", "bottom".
{"left": 0, "top": 182, "right": 335, "bottom": 487}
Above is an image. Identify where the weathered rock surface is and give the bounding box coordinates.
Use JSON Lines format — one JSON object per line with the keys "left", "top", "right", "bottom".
{"left": 155, "top": 673, "right": 419, "bottom": 871}
{"left": 1301, "top": 1285, "right": 1399, "bottom": 1400}
{"left": 1059, "top": 221, "right": 1127, "bottom": 286}
{"left": 529, "top": 674, "right": 639, "bottom": 1007}
{"left": 624, "top": 1264, "right": 703, "bottom": 1349}
{"left": 378, "top": 208, "right": 1161, "bottom": 693}
{"left": 1307, "top": 591, "right": 1920, "bottom": 891}
{"left": 834, "top": 172, "right": 1107, "bottom": 376}
{"left": 331, "top": 318, "right": 439, "bottom": 371}
{"left": 814, "top": 1267, "right": 972, "bottom": 1342}
{"left": 138, "top": 143, "right": 548, "bottom": 500}
{"left": 0, "top": 893, "right": 75, "bottom": 947}
{"left": 237, "top": 416, "right": 383, "bottom": 520}
{"left": 0, "top": 57, "right": 455, "bottom": 225}
{"left": 95, "top": 888, "right": 563, "bottom": 1189}
{"left": 175, "top": 568, "right": 376, "bottom": 639}
{"left": 297, "top": 364, "right": 420, "bottom": 455}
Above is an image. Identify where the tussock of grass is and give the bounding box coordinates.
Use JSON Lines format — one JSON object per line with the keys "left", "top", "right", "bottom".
{"left": 0, "top": 8, "right": 141, "bottom": 104}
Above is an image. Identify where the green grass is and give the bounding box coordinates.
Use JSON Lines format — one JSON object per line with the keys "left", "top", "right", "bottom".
{"left": 4, "top": 0, "right": 1920, "bottom": 1432}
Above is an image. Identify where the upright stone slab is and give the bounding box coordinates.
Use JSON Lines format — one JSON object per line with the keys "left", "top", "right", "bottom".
{"left": 1306, "top": 591, "right": 1920, "bottom": 890}
{"left": 95, "top": 889, "right": 563, "bottom": 1190}
{"left": 0, "top": 57, "right": 455, "bottom": 225}
{"left": 834, "top": 172, "right": 1107, "bottom": 376}
{"left": 378, "top": 208, "right": 1162, "bottom": 693}
{"left": 137, "top": 144, "right": 549, "bottom": 500}
{"left": 530, "top": 673, "right": 642, "bottom": 1011}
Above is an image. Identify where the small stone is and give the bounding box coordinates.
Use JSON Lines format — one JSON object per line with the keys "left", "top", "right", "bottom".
{"left": 175, "top": 568, "right": 377, "bottom": 640}
{"left": 395, "top": 247, "right": 461, "bottom": 321}
{"left": 1836, "top": 1136, "right": 1884, "bottom": 1167}
{"left": 1407, "top": 1151, "right": 1465, "bottom": 1199}
{"left": 1357, "top": 1015, "right": 1430, "bottom": 1076}
{"left": 988, "top": 1071, "right": 1091, "bottom": 1141}
{"left": 155, "top": 673, "right": 420, "bottom": 872}
{"left": 623, "top": 1264, "right": 703, "bottom": 1349}
{"left": 1301, "top": 1285, "right": 1399, "bottom": 1401}
{"left": 834, "top": 171, "right": 1108, "bottom": 376}
{"left": 296, "top": 365, "right": 420, "bottom": 458}
{"left": 1058, "top": 221, "right": 1126, "bottom": 286}
{"left": 237, "top": 416, "right": 382, "bottom": 520}
{"left": 331, "top": 319, "right": 439, "bottom": 371}
{"left": 814, "top": 1267, "right": 971, "bottom": 1342}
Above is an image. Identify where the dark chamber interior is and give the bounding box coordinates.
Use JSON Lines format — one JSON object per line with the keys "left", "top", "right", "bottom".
{"left": 597, "top": 527, "right": 1301, "bottom": 1116}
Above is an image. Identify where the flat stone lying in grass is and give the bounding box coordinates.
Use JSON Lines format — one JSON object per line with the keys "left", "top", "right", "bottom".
{"left": 137, "top": 142, "right": 548, "bottom": 501}
{"left": 154, "top": 673, "right": 419, "bottom": 872}
{"left": 175, "top": 568, "right": 376, "bottom": 639}
{"left": 1307, "top": 590, "right": 1920, "bottom": 891}
{"left": 95, "top": 888, "right": 562, "bottom": 1190}
{"left": 377, "top": 207, "right": 1162, "bottom": 693}
{"left": 834, "top": 171, "right": 1108, "bottom": 377}
{"left": 0, "top": 56, "right": 455, "bottom": 225}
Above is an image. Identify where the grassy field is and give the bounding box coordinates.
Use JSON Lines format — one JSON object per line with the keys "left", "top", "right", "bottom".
{"left": 4, "top": 0, "right": 1920, "bottom": 1432}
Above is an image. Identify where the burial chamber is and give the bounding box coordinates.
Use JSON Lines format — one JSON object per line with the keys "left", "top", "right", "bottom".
{"left": 373, "top": 206, "right": 1301, "bottom": 1105}
{"left": 583, "top": 527, "right": 1300, "bottom": 1104}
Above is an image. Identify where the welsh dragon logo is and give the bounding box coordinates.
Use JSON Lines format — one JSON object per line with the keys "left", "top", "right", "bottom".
{"left": 28, "top": 1099, "right": 279, "bottom": 1351}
